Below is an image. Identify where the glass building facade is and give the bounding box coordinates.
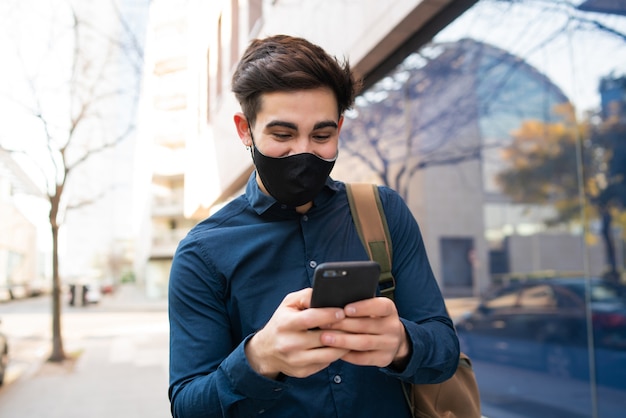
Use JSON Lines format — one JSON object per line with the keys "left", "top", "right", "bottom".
{"left": 337, "top": 1, "right": 626, "bottom": 416}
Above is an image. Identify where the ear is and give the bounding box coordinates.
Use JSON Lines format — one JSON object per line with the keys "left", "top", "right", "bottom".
{"left": 337, "top": 115, "right": 344, "bottom": 134}
{"left": 233, "top": 112, "right": 252, "bottom": 146}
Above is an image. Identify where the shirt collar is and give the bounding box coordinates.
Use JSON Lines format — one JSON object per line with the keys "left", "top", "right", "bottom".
{"left": 245, "top": 172, "right": 339, "bottom": 215}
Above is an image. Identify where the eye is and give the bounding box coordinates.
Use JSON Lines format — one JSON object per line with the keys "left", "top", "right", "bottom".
{"left": 272, "top": 132, "right": 292, "bottom": 140}
{"left": 312, "top": 132, "right": 333, "bottom": 141}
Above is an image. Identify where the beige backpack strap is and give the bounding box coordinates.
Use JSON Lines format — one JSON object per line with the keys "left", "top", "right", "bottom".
{"left": 346, "top": 183, "right": 395, "bottom": 299}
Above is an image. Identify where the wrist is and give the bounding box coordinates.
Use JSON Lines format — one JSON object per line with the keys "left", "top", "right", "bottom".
{"left": 390, "top": 328, "right": 411, "bottom": 370}
{"left": 245, "top": 333, "right": 280, "bottom": 380}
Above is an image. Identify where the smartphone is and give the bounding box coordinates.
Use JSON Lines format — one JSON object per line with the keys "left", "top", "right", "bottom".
{"left": 310, "top": 261, "right": 380, "bottom": 308}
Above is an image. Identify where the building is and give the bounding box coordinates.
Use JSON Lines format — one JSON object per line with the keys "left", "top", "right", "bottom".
{"left": 336, "top": 38, "right": 599, "bottom": 296}
{"left": 600, "top": 74, "right": 626, "bottom": 121}
{"left": 0, "top": 149, "right": 46, "bottom": 300}
{"left": 137, "top": 0, "right": 616, "bottom": 297}
{"left": 135, "top": 0, "right": 476, "bottom": 297}
{"left": 135, "top": 1, "right": 626, "bottom": 416}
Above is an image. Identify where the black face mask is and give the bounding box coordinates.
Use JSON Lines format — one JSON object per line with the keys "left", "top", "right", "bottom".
{"left": 251, "top": 143, "right": 336, "bottom": 207}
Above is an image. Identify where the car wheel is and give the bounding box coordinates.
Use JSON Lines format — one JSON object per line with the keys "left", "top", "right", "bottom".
{"left": 544, "top": 343, "right": 572, "bottom": 378}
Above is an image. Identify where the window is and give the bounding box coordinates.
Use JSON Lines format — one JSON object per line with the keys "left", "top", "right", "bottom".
{"left": 518, "top": 285, "right": 555, "bottom": 308}
{"left": 337, "top": 1, "right": 626, "bottom": 415}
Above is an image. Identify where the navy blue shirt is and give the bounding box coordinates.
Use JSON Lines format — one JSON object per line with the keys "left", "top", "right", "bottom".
{"left": 168, "top": 175, "right": 459, "bottom": 417}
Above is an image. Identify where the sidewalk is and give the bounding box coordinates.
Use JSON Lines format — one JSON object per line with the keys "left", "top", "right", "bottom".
{"left": 0, "top": 285, "right": 171, "bottom": 418}
{"left": 0, "top": 288, "right": 478, "bottom": 418}
{"left": 97, "top": 283, "right": 169, "bottom": 312}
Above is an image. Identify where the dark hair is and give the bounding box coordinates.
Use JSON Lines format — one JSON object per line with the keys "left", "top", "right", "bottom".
{"left": 231, "top": 35, "right": 362, "bottom": 126}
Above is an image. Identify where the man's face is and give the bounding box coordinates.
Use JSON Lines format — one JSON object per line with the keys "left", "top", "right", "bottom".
{"left": 249, "top": 87, "right": 342, "bottom": 161}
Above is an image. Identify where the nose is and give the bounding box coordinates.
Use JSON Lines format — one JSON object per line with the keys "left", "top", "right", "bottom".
{"left": 290, "top": 136, "right": 314, "bottom": 155}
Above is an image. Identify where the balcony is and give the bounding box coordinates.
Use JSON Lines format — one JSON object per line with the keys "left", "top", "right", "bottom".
{"left": 151, "top": 193, "right": 184, "bottom": 217}
{"left": 150, "top": 228, "right": 189, "bottom": 259}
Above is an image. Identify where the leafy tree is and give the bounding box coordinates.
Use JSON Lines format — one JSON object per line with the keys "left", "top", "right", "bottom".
{"left": 496, "top": 104, "right": 587, "bottom": 221}
{"left": 0, "top": 0, "right": 144, "bottom": 362}
{"left": 496, "top": 103, "right": 625, "bottom": 280}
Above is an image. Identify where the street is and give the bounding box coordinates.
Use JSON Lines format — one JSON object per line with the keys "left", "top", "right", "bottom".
{"left": 0, "top": 286, "right": 171, "bottom": 417}
{"left": 475, "top": 358, "right": 626, "bottom": 418}
{"left": 0, "top": 293, "right": 479, "bottom": 418}
{"left": 5, "top": 291, "right": 618, "bottom": 418}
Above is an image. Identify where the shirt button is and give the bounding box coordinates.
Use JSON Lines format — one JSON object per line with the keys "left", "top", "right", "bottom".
{"left": 302, "top": 215, "right": 309, "bottom": 221}
{"left": 333, "top": 375, "right": 342, "bottom": 384}
{"left": 309, "top": 260, "right": 317, "bottom": 269}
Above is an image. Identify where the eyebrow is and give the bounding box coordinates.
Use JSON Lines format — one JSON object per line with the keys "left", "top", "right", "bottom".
{"left": 265, "top": 120, "right": 298, "bottom": 130}
{"left": 313, "top": 120, "right": 339, "bottom": 130}
{"left": 264, "top": 120, "right": 338, "bottom": 131}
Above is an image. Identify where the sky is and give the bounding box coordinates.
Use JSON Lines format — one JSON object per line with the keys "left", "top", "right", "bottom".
{"left": 0, "top": 1, "right": 73, "bottom": 255}
{"left": 1, "top": 0, "right": 625, "bottom": 279}
{"left": 0, "top": 0, "right": 150, "bottom": 279}
{"left": 435, "top": 0, "right": 626, "bottom": 115}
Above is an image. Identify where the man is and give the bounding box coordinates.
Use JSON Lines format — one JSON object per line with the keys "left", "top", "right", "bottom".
{"left": 168, "top": 34, "right": 459, "bottom": 417}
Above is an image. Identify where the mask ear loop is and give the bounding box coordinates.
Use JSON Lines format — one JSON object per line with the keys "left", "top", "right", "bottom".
{"left": 247, "top": 128, "right": 254, "bottom": 155}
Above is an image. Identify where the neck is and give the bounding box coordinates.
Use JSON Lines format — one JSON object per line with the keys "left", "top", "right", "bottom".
{"left": 295, "top": 202, "right": 313, "bottom": 214}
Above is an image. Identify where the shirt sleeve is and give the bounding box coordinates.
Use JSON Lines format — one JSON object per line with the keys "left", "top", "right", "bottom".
{"left": 168, "top": 235, "right": 288, "bottom": 418}
{"left": 376, "top": 186, "right": 460, "bottom": 384}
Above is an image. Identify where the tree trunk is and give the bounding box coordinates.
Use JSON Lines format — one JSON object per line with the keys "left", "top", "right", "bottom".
{"left": 48, "top": 192, "right": 66, "bottom": 362}
{"left": 600, "top": 207, "right": 619, "bottom": 283}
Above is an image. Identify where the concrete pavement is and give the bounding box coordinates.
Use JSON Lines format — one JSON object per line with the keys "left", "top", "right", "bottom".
{"left": 0, "top": 285, "right": 171, "bottom": 418}
{"left": 0, "top": 284, "right": 479, "bottom": 418}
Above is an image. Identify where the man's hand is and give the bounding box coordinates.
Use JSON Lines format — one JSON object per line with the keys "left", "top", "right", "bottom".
{"left": 245, "top": 288, "right": 350, "bottom": 379}
{"left": 319, "top": 297, "right": 410, "bottom": 369}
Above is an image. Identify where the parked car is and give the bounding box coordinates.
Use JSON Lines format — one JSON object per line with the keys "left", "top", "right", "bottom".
{"left": 456, "top": 277, "right": 626, "bottom": 386}
{"left": 27, "top": 278, "right": 52, "bottom": 297}
{"left": 0, "top": 320, "right": 8, "bottom": 385}
{"left": 99, "top": 278, "right": 115, "bottom": 295}
{"left": 84, "top": 282, "right": 102, "bottom": 304}
{"left": 0, "top": 287, "right": 10, "bottom": 303}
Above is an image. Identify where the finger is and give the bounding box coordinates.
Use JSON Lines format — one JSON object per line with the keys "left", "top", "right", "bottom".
{"left": 324, "top": 317, "right": 379, "bottom": 334}
{"left": 281, "top": 347, "right": 350, "bottom": 378}
{"left": 325, "top": 333, "right": 397, "bottom": 368}
{"left": 320, "top": 330, "right": 388, "bottom": 352}
{"left": 344, "top": 297, "right": 396, "bottom": 318}
{"left": 282, "top": 288, "right": 314, "bottom": 310}
{"left": 299, "top": 307, "right": 346, "bottom": 330}
{"left": 275, "top": 342, "right": 350, "bottom": 377}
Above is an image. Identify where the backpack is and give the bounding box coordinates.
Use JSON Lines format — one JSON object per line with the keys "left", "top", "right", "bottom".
{"left": 346, "top": 183, "right": 481, "bottom": 418}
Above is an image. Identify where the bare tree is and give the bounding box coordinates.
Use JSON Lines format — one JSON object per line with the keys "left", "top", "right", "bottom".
{"left": 340, "top": 38, "right": 564, "bottom": 199}
{"left": 0, "top": 0, "right": 145, "bottom": 362}
{"left": 340, "top": 0, "right": 626, "bottom": 201}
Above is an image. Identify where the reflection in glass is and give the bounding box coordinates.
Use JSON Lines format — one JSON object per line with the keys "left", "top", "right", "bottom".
{"left": 456, "top": 278, "right": 626, "bottom": 416}
{"left": 338, "top": 0, "right": 626, "bottom": 416}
